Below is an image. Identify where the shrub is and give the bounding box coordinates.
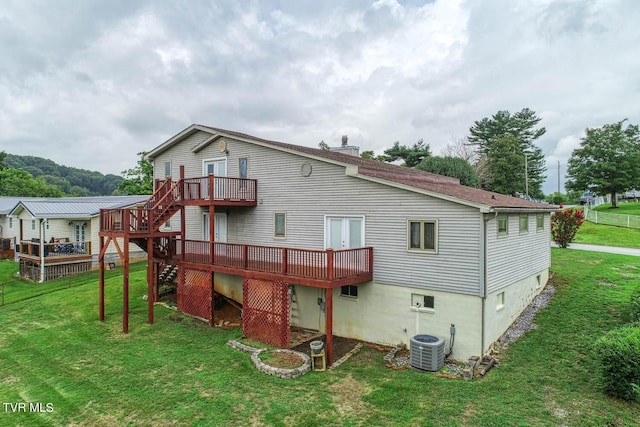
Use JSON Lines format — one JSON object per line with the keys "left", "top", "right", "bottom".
{"left": 594, "top": 323, "right": 640, "bottom": 401}
{"left": 623, "top": 289, "right": 640, "bottom": 323}
{"left": 551, "top": 208, "right": 585, "bottom": 248}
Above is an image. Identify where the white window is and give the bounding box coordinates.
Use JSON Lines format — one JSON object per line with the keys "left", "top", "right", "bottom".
{"left": 536, "top": 213, "right": 544, "bottom": 231}
{"left": 32, "top": 220, "right": 36, "bottom": 230}
{"left": 274, "top": 212, "right": 286, "bottom": 238}
{"left": 407, "top": 220, "right": 437, "bottom": 253}
{"left": 164, "top": 218, "right": 171, "bottom": 230}
{"left": 325, "top": 216, "right": 364, "bottom": 249}
{"left": 164, "top": 161, "right": 172, "bottom": 178}
{"left": 340, "top": 285, "right": 358, "bottom": 298}
{"left": 497, "top": 292, "right": 505, "bottom": 311}
{"left": 9, "top": 217, "right": 12, "bottom": 228}
{"left": 497, "top": 215, "right": 508, "bottom": 236}
{"left": 411, "top": 294, "right": 435, "bottom": 311}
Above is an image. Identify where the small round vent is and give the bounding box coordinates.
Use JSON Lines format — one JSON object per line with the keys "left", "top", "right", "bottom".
{"left": 301, "top": 161, "right": 312, "bottom": 177}
{"left": 410, "top": 334, "right": 445, "bottom": 371}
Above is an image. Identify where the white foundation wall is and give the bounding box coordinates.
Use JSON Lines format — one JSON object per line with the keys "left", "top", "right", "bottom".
{"left": 213, "top": 272, "right": 484, "bottom": 360}
{"left": 483, "top": 269, "right": 549, "bottom": 349}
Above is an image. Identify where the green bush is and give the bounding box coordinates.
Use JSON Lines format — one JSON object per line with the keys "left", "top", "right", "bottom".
{"left": 594, "top": 323, "right": 640, "bottom": 401}
{"left": 626, "top": 290, "right": 640, "bottom": 323}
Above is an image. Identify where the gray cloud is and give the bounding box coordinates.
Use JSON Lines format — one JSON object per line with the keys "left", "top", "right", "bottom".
{"left": 0, "top": 0, "right": 638, "bottom": 195}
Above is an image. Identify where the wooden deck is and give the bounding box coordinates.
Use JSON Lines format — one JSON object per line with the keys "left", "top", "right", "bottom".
{"left": 17, "top": 240, "right": 92, "bottom": 264}
{"left": 174, "top": 240, "right": 373, "bottom": 288}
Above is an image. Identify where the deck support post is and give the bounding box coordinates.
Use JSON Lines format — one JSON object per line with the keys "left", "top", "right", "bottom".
{"left": 209, "top": 203, "right": 215, "bottom": 264}
{"left": 99, "top": 235, "right": 105, "bottom": 322}
{"left": 123, "top": 210, "right": 130, "bottom": 334}
{"left": 209, "top": 271, "right": 215, "bottom": 327}
{"left": 147, "top": 237, "right": 154, "bottom": 324}
{"left": 326, "top": 287, "right": 334, "bottom": 367}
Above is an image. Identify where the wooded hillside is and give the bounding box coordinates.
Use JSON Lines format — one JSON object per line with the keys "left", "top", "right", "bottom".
{"left": 4, "top": 154, "right": 123, "bottom": 196}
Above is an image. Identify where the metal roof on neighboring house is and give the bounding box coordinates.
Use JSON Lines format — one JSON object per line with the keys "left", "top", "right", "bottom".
{"left": 6, "top": 196, "right": 149, "bottom": 219}
{"left": 0, "top": 197, "right": 44, "bottom": 214}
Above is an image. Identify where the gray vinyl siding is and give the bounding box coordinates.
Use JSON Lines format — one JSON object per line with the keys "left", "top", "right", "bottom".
{"left": 485, "top": 213, "right": 551, "bottom": 294}
{"left": 154, "top": 131, "right": 484, "bottom": 296}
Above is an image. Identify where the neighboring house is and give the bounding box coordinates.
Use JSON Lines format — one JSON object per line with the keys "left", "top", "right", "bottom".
{"left": 99, "top": 124, "right": 557, "bottom": 365}
{"left": 0, "top": 197, "right": 42, "bottom": 259}
{"left": 8, "top": 196, "right": 148, "bottom": 282}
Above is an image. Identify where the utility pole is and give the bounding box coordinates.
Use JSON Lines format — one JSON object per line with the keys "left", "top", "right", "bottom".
{"left": 557, "top": 161, "right": 560, "bottom": 195}
{"left": 525, "top": 154, "right": 529, "bottom": 197}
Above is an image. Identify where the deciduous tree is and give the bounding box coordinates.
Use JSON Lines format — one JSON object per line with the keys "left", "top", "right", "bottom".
{"left": 566, "top": 120, "right": 640, "bottom": 208}
{"left": 115, "top": 152, "right": 154, "bottom": 195}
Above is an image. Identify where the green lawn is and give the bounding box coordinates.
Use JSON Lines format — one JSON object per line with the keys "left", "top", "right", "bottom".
{"left": 0, "top": 251, "right": 639, "bottom": 426}
{"left": 594, "top": 201, "right": 640, "bottom": 216}
{"left": 573, "top": 220, "right": 640, "bottom": 249}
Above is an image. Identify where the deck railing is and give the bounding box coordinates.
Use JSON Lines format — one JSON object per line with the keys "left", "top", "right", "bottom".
{"left": 18, "top": 240, "right": 91, "bottom": 258}
{"left": 180, "top": 176, "right": 257, "bottom": 202}
{"left": 100, "top": 175, "right": 258, "bottom": 234}
{"left": 176, "top": 239, "right": 372, "bottom": 282}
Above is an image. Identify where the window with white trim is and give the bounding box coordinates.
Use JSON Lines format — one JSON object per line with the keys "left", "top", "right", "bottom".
{"left": 274, "top": 212, "right": 286, "bottom": 238}
{"left": 9, "top": 217, "right": 12, "bottom": 228}
{"left": 497, "top": 215, "right": 508, "bottom": 236}
{"left": 411, "top": 293, "right": 435, "bottom": 310}
{"left": 519, "top": 214, "right": 529, "bottom": 233}
{"left": 407, "top": 220, "right": 437, "bottom": 252}
{"left": 32, "top": 220, "right": 36, "bottom": 230}
{"left": 164, "top": 161, "right": 172, "bottom": 178}
{"left": 340, "top": 285, "right": 358, "bottom": 298}
{"left": 497, "top": 291, "right": 505, "bottom": 311}
{"left": 536, "top": 213, "right": 544, "bottom": 231}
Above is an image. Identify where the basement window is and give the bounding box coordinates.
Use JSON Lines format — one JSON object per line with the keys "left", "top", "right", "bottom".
{"left": 340, "top": 285, "right": 358, "bottom": 298}
{"left": 497, "top": 292, "right": 505, "bottom": 311}
{"left": 411, "top": 293, "right": 435, "bottom": 311}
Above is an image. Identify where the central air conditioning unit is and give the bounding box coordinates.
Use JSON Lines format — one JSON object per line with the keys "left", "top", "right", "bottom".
{"left": 410, "top": 334, "right": 445, "bottom": 371}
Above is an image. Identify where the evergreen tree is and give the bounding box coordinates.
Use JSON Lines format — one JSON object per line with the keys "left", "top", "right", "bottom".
{"left": 469, "top": 108, "right": 547, "bottom": 198}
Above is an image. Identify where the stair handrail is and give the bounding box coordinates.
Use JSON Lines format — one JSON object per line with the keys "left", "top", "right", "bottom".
{"left": 148, "top": 180, "right": 182, "bottom": 229}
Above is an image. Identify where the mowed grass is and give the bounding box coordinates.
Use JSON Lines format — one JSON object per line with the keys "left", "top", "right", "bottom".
{"left": 594, "top": 201, "right": 640, "bottom": 216}
{"left": 573, "top": 220, "right": 640, "bottom": 248}
{"left": 0, "top": 251, "right": 639, "bottom": 426}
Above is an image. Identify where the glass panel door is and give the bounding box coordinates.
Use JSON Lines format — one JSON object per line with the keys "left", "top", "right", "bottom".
{"left": 203, "top": 159, "right": 227, "bottom": 199}
{"left": 325, "top": 217, "right": 364, "bottom": 249}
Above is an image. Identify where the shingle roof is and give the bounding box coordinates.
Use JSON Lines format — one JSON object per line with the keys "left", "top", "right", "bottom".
{"left": 8, "top": 196, "right": 149, "bottom": 218}
{"left": 153, "top": 124, "right": 557, "bottom": 211}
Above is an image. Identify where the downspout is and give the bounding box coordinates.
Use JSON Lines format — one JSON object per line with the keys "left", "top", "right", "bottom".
{"left": 481, "top": 210, "right": 498, "bottom": 355}
{"left": 39, "top": 218, "right": 46, "bottom": 283}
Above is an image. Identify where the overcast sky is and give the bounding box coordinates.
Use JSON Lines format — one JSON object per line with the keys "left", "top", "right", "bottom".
{"left": 1, "top": 0, "right": 638, "bottom": 194}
